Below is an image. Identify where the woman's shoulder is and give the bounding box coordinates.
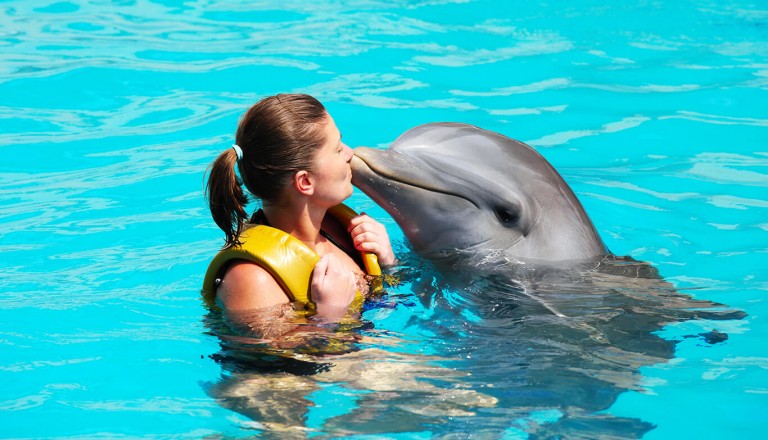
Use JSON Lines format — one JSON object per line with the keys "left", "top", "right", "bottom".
{"left": 217, "top": 260, "right": 289, "bottom": 311}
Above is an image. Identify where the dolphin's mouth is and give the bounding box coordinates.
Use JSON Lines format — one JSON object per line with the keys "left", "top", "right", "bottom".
{"left": 352, "top": 149, "right": 480, "bottom": 209}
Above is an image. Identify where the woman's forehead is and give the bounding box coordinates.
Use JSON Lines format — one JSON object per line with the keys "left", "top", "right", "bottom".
{"left": 321, "top": 113, "right": 341, "bottom": 142}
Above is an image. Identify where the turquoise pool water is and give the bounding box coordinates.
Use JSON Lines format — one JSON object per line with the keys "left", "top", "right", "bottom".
{"left": 1, "top": 0, "right": 766, "bottom": 438}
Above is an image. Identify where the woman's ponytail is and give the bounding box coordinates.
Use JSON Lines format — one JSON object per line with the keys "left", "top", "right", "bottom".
{"left": 205, "top": 94, "right": 328, "bottom": 247}
{"left": 205, "top": 148, "right": 249, "bottom": 248}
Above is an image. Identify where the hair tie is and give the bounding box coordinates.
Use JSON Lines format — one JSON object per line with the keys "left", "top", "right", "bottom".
{"left": 231, "top": 144, "right": 243, "bottom": 161}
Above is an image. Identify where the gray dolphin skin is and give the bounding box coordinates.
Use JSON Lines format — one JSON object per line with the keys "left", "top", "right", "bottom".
{"left": 351, "top": 122, "right": 609, "bottom": 263}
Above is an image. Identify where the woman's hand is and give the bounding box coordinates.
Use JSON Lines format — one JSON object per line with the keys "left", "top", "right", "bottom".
{"left": 311, "top": 253, "right": 357, "bottom": 321}
{"left": 348, "top": 213, "right": 396, "bottom": 266}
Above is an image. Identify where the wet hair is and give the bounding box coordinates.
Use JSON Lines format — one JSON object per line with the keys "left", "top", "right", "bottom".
{"left": 205, "top": 94, "right": 328, "bottom": 248}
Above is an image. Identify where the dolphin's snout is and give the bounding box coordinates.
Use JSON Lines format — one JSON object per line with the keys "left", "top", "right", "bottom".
{"left": 351, "top": 146, "right": 378, "bottom": 165}
{"left": 350, "top": 150, "right": 373, "bottom": 182}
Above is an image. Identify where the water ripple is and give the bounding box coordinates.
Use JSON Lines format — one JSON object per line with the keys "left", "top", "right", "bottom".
{"left": 0, "top": 93, "right": 244, "bottom": 145}
{"left": 686, "top": 153, "right": 768, "bottom": 186}
{"left": 65, "top": 397, "right": 216, "bottom": 417}
{"left": 451, "top": 78, "right": 704, "bottom": 97}
{"left": 411, "top": 40, "right": 574, "bottom": 67}
{"left": 0, "top": 357, "right": 101, "bottom": 373}
{"left": 527, "top": 116, "right": 651, "bottom": 147}
{"left": 1, "top": 0, "right": 483, "bottom": 83}
{"left": 660, "top": 111, "right": 768, "bottom": 126}
{"left": 0, "top": 136, "right": 220, "bottom": 237}
{"left": 304, "top": 73, "right": 477, "bottom": 110}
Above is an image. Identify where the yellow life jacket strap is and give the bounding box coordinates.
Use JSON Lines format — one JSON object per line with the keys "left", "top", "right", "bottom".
{"left": 201, "top": 224, "right": 320, "bottom": 306}
{"left": 326, "top": 204, "right": 381, "bottom": 277}
{"left": 201, "top": 204, "right": 381, "bottom": 307}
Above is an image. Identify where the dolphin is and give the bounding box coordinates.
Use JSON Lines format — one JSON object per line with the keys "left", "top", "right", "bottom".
{"left": 351, "top": 122, "right": 743, "bottom": 320}
{"left": 351, "top": 122, "right": 608, "bottom": 264}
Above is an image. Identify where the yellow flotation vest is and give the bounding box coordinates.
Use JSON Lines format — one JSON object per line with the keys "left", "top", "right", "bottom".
{"left": 201, "top": 204, "right": 381, "bottom": 308}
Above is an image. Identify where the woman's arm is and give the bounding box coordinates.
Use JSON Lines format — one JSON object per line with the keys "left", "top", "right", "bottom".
{"left": 216, "top": 261, "right": 290, "bottom": 311}
{"left": 216, "top": 255, "right": 359, "bottom": 339}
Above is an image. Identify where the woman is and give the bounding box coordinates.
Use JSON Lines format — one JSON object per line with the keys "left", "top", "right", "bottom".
{"left": 204, "top": 94, "right": 395, "bottom": 325}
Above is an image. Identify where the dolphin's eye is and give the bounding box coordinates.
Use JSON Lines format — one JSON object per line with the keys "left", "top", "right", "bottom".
{"left": 495, "top": 207, "right": 519, "bottom": 226}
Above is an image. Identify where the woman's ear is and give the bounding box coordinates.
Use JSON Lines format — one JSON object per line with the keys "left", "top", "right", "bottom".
{"left": 293, "top": 170, "right": 314, "bottom": 196}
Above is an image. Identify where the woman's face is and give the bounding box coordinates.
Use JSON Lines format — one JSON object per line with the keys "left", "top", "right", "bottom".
{"left": 309, "top": 113, "right": 354, "bottom": 206}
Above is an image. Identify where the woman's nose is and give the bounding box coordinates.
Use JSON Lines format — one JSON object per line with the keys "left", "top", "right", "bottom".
{"left": 343, "top": 143, "right": 353, "bottom": 162}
